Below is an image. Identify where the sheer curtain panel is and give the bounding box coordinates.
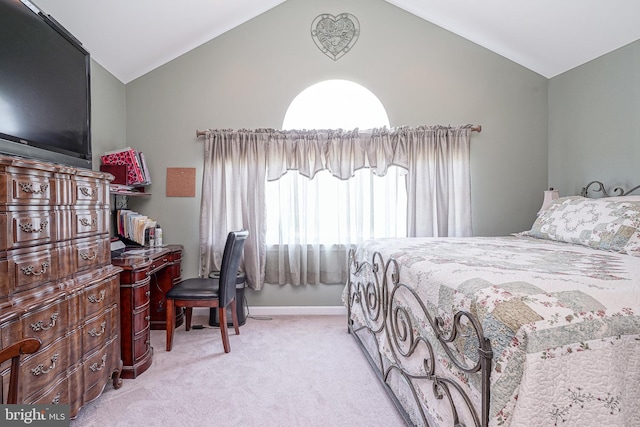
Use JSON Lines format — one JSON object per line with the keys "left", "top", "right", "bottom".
{"left": 199, "top": 130, "right": 267, "bottom": 290}
{"left": 199, "top": 125, "right": 473, "bottom": 289}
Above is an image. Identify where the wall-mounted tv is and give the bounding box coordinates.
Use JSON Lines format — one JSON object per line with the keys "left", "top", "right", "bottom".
{"left": 0, "top": 0, "right": 92, "bottom": 169}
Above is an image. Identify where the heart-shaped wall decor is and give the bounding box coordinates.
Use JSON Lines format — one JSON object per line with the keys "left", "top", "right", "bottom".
{"left": 311, "top": 13, "right": 360, "bottom": 61}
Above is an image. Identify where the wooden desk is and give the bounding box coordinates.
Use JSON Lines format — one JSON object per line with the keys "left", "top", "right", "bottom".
{"left": 111, "top": 244, "right": 183, "bottom": 379}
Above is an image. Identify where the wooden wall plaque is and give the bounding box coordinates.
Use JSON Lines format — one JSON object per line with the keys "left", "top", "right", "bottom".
{"left": 166, "top": 167, "right": 196, "bottom": 197}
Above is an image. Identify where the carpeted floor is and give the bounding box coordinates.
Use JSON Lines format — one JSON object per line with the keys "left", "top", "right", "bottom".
{"left": 70, "top": 314, "right": 405, "bottom": 427}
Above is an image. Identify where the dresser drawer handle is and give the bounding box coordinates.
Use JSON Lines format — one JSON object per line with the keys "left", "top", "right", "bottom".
{"left": 79, "top": 217, "right": 97, "bottom": 227}
{"left": 21, "top": 262, "right": 49, "bottom": 276}
{"left": 88, "top": 321, "right": 107, "bottom": 337}
{"left": 31, "top": 353, "right": 59, "bottom": 376}
{"left": 19, "top": 182, "right": 49, "bottom": 195}
{"left": 89, "top": 354, "right": 107, "bottom": 372}
{"left": 79, "top": 186, "right": 97, "bottom": 197}
{"left": 80, "top": 250, "right": 98, "bottom": 261}
{"left": 88, "top": 289, "right": 106, "bottom": 303}
{"left": 30, "top": 312, "right": 59, "bottom": 332}
{"left": 19, "top": 220, "right": 49, "bottom": 233}
{"left": 52, "top": 392, "right": 61, "bottom": 405}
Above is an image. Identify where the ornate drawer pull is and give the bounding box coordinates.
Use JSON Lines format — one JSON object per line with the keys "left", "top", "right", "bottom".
{"left": 79, "top": 217, "right": 97, "bottom": 227}
{"left": 88, "top": 322, "right": 107, "bottom": 337}
{"left": 88, "top": 289, "right": 106, "bottom": 303}
{"left": 145, "top": 315, "right": 150, "bottom": 321}
{"left": 30, "top": 312, "right": 59, "bottom": 331}
{"left": 19, "top": 220, "right": 49, "bottom": 233}
{"left": 52, "top": 393, "right": 61, "bottom": 404}
{"left": 21, "top": 262, "right": 49, "bottom": 276}
{"left": 19, "top": 182, "right": 49, "bottom": 194}
{"left": 89, "top": 354, "right": 107, "bottom": 372}
{"left": 80, "top": 250, "right": 98, "bottom": 261}
{"left": 145, "top": 291, "right": 151, "bottom": 297}
{"left": 79, "top": 187, "right": 97, "bottom": 197}
{"left": 31, "top": 353, "right": 59, "bottom": 376}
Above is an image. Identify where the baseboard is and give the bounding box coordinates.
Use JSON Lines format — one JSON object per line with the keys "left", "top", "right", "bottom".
{"left": 247, "top": 306, "right": 347, "bottom": 316}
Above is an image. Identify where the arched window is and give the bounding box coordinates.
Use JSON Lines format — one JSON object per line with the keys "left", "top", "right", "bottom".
{"left": 264, "top": 80, "right": 406, "bottom": 284}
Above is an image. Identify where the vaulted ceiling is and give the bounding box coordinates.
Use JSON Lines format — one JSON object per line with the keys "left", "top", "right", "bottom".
{"left": 32, "top": 0, "right": 640, "bottom": 84}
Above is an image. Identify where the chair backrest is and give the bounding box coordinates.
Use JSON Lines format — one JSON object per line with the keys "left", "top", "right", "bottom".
{"left": 0, "top": 337, "right": 41, "bottom": 404}
{"left": 218, "top": 230, "right": 249, "bottom": 307}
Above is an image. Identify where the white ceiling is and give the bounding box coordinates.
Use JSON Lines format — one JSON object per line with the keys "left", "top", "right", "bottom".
{"left": 31, "top": 0, "right": 640, "bottom": 84}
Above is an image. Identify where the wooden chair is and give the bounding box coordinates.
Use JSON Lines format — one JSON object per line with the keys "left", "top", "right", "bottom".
{"left": 0, "top": 338, "right": 41, "bottom": 404}
{"left": 165, "top": 230, "right": 248, "bottom": 353}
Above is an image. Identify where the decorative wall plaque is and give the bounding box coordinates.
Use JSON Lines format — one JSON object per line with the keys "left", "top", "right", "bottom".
{"left": 311, "top": 13, "right": 360, "bottom": 61}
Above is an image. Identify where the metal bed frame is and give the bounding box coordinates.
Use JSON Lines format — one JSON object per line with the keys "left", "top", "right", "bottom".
{"left": 346, "top": 249, "right": 493, "bottom": 427}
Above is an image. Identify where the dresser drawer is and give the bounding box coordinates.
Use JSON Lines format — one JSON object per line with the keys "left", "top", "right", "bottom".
{"left": 73, "top": 176, "right": 106, "bottom": 205}
{"left": 0, "top": 208, "right": 56, "bottom": 251}
{"left": 8, "top": 247, "right": 58, "bottom": 295}
{"left": 82, "top": 306, "right": 117, "bottom": 355}
{"left": 22, "top": 297, "right": 68, "bottom": 348}
{"left": 0, "top": 171, "right": 55, "bottom": 206}
{"left": 74, "top": 236, "right": 110, "bottom": 273}
{"left": 83, "top": 337, "right": 118, "bottom": 394}
{"left": 21, "top": 338, "right": 69, "bottom": 398}
{"left": 24, "top": 375, "right": 69, "bottom": 406}
{"left": 82, "top": 276, "right": 117, "bottom": 319}
{"left": 73, "top": 209, "right": 108, "bottom": 238}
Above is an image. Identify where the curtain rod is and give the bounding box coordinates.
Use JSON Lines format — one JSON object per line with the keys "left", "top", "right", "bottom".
{"left": 196, "top": 125, "right": 482, "bottom": 138}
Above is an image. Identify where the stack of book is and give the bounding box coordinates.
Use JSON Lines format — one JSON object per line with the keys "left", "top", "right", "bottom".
{"left": 115, "top": 209, "right": 157, "bottom": 246}
{"left": 101, "top": 147, "right": 151, "bottom": 186}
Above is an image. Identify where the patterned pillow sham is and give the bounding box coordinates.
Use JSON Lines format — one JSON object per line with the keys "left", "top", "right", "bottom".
{"left": 524, "top": 196, "right": 640, "bottom": 255}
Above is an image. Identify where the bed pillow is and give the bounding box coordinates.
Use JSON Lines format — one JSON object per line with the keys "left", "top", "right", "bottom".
{"left": 524, "top": 196, "right": 640, "bottom": 255}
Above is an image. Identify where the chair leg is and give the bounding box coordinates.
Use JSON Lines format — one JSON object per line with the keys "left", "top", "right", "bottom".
{"left": 230, "top": 299, "right": 240, "bottom": 335}
{"left": 166, "top": 298, "right": 175, "bottom": 351}
{"left": 185, "top": 307, "right": 193, "bottom": 331}
{"left": 219, "top": 307, "right": 230, "bottom": 353}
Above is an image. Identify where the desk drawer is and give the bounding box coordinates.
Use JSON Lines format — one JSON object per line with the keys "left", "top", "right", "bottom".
{"left": 133, "top": 327, "right": 151, "bottom": 361}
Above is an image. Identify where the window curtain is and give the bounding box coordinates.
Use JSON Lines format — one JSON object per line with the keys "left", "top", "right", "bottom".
{"left": 199, "top": 130, "right": 267, "bottom": 290}
{"left": 199, "top": 125, "right": 473, "bottom": 290}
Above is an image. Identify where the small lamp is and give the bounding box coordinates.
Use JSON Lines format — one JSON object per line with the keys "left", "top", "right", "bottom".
{"left": 538, "top": 188, "right": 559, "bottom": 215}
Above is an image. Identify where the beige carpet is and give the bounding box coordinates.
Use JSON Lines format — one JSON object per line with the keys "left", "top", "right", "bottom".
{"left": 70, "top": 314, "right": 405, "bottom": 427}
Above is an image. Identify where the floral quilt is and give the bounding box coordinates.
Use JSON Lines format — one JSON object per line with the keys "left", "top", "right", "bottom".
{"left": 344, "top": 235, "right": 640, "bottom": 427}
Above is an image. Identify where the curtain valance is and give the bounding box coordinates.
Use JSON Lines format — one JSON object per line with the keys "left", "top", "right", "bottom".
{"left": 206, "top": 125, "right": 475, "bottom": 182}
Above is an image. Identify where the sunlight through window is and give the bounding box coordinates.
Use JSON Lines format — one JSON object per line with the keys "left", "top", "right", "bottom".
{"left": 267, "top": 80, "right": 407, "bottom": 245}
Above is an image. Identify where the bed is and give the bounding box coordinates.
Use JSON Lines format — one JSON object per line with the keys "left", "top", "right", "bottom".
{"left": 343, "top": 182, "right": 640, "bottom": 427}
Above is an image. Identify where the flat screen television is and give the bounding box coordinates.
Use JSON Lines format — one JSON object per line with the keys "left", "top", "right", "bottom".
{"left": 0, "top": 0, "right": 92, "bottom": 169}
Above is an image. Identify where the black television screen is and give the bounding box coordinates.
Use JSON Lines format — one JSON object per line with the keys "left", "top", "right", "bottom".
{"left": 0, "top": 0, "right": 91, "bottom": 169}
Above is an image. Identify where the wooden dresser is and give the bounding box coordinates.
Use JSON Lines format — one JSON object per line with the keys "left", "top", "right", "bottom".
{"left": 111, "top": 245, "right": 183, "bottom": 379}
{"left": 0, "top": 155, "right": 123, "bottom": 417}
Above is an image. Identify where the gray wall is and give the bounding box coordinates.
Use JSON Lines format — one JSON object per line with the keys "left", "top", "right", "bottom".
{"left": 90, "top": 60, "right": 127, "bottom": 169}
{"left": 104, "top": 0, "right": 548, "bottom": 306}
{"left": 549, "top": 40, "right": 640, "bottom": 196}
